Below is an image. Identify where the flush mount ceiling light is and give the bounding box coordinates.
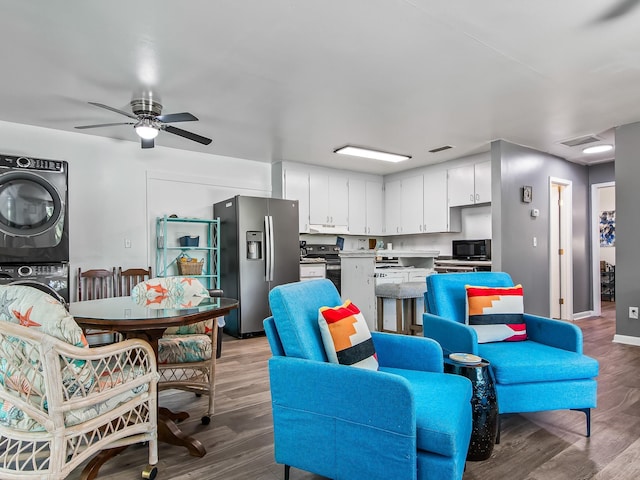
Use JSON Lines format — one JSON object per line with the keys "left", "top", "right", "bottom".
{"left": 134, "top": 118, "right": 160, "bottom": 140}
{"left": 334, "top": 145, "right": 411, "bottom": 163}
{"left": 583, "top": 144, "right": 613, "bottom": 154}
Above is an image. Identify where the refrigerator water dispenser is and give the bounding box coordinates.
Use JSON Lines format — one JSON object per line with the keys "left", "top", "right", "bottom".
{"left": 246, "top": 231, "right": 263, "bottom": 259}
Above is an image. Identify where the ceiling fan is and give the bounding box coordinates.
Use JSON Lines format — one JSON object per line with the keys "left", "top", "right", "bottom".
{"left": 75, "top": 98, "right": 212, "bottom": 149}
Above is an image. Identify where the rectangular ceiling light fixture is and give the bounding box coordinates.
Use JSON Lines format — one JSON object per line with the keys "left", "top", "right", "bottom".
{"left": 334, "top": 145, "right": 411, "bottom": 163}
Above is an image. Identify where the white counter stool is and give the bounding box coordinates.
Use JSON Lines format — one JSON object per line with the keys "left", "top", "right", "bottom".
{"left": 375, "top": 281, "right": 426, "bottom": 335}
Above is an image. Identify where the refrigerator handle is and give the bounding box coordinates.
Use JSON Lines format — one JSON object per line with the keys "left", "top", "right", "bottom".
{"left": 264, "top": 215, "right": 271, "bottom": 281}
{"left": 268, "top": 215, "right": 275, "bottom": 281}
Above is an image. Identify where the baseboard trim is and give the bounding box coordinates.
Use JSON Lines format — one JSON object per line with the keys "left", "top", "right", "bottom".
{"left": 613, "top": 334, "right": 640, "bottom": 347}
{"left": 573, "top": 311, "right": 594, "bottom": 320}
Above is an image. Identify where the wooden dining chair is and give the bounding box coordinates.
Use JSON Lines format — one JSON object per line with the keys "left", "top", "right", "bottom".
{"left": 77, "top": 267, "right": 117, "bottom": 301}
{"left": 77, "top": 267, "right": 118, "bottom": 344}
{"left": 117, "top": 266, "right": 152, "bottom": 296}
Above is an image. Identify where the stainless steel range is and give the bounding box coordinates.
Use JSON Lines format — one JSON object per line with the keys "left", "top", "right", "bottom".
{"left": 303, "top": 244, "right": 341, "bottom": 293}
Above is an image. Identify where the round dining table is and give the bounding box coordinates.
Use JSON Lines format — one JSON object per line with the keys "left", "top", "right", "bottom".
{"left": 69, "top": 295, "right": 239, "bottom": 480}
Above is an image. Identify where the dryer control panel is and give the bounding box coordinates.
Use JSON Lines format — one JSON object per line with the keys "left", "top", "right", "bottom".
{"left": 0, "top": 154, "right": 65, "bottom": 172}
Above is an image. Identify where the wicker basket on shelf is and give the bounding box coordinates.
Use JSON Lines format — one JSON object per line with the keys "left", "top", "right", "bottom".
{"left": 177, "top": 258, "right": 204, "bottom": 275}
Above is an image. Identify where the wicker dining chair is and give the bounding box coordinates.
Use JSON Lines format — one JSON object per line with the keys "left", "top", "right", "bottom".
{"left": 0, "top": 284, "right": 159, "bottom": 480}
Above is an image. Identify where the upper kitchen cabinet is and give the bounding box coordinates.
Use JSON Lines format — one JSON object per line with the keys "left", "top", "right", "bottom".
{"left": 401, "top": 176, "right": 424, "bottom": 234}
{"left": 383, "top": 176, "right": 424, "bottom": 235}
{"left": 309, "top": 172, "right": 349, "bottom": 229}
{"left": 348, "top": 178, "right": 384, "bottom": 236}
{"left": 384, "top": 179, "right": 402, "bottom": 234}
{"left": 272, "top": 162, "right": 310, "bottom": 233}
{"left": 448, "top": 160, "right": 491, "bottom": 207}
{"left": 366, "top": 181, "right": 384, "bottom": 235}
{"left": 423, "top": 170, "right": 459, "bottom": 232}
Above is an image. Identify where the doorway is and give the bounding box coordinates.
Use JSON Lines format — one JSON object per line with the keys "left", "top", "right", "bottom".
{"left": 549, "top": 177, "right": 573, "bottom": 320}
{"left": 591, "top": 182, "right": 616, "bottom": 317}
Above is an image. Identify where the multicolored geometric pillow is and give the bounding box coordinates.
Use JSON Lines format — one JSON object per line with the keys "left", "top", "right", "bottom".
{"left": 465, "top": 284, "right": 526, "bottom": 343}
{"left": 318, "top": 300, "right": 378, "bottom": 370}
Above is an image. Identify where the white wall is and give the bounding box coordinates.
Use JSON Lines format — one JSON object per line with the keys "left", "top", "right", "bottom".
{"left": 0, "top": 121, "right": 271, "bottom": 300}
{"left": 599, "top": 185, "right": 615, "bottom": 266}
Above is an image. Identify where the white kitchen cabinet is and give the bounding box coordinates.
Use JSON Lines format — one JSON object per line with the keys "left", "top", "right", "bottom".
{"left": 384, "top": 177, "right": 424, "bottom": 234}
{"left": 350, "top": 179, "right": 384, "bottom": 236}
{"left": 283, "top": 168, "right": 310, "bottom": 232}
{"left": 365, "top": 180, "right": 384, "bottom": 235}
{"left": 384, "top": 179, "right": 402, "bottom": 234}
{"left": 401, "top": 176, "right": 424, "bottom": 234}
{"left": 348, "top": 178, "right": 366, "bottom": 235}
{"left": 448, "top": 160, "right": 491, "bottom": 207}
{"left": 309, "top": 172, "right": 349, "bottom": 227}
{"left": 423, "top": 169, "right": 458, "bottom": 232}
{"left": 473, "top": 160, "right": 492, "bottom": 204}
{"left": 299, "top": 262, "right": 326, "bottom": 281}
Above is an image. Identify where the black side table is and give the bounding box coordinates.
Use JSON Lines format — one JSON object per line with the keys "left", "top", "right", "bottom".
{"left": 444, "top": 357, "right": 498, "bottom": 461}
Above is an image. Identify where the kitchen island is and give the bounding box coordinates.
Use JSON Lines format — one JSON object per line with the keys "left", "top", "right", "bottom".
{"left": 340, "top": 249, "right": 439, "bottom": 331}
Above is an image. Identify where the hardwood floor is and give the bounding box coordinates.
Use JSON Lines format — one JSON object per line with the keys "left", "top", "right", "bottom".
{"left": 69, "top": 302, "right": 640, "bottom": 480}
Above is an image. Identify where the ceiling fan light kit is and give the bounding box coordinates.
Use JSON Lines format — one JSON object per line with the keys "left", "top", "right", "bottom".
{"left": 134, "top": 119, "right": 159, "bottom": 140}
{"left": 75, "top": 96, "right": 212, "bottom": 149}
{"left": 334, "top": 145, "right": 411, "bottom": 163}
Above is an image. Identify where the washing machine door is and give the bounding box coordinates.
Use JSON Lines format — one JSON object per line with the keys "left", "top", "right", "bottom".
{"left": 0, "top": 170, "right": 64, "bottom": 238}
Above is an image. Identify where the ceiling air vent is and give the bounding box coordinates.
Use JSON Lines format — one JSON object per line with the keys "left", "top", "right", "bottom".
{"left": 560, "top": 135, "right": 602, "bottom": 148}
{"left": 428, "top": 145, "right": 453, "bottom": 153}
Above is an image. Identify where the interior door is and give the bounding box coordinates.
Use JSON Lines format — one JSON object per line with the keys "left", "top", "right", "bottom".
{"left": 549, "top": 179, "right": 573, "bottom": 320}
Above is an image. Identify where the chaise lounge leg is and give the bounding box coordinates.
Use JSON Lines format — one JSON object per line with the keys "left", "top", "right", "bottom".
{"left": 284, "top": 464, "right": 290, "bottom": 480}
{"left": 571, "top": 408, "right": 591, "bottom": 437}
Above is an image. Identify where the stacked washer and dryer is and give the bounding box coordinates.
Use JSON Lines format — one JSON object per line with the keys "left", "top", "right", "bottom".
{"left": 0, "top": 154, "right": 70, "bottom": 304}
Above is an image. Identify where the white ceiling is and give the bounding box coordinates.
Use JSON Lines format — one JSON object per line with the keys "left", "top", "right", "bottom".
{"left": 0, "top": 0, "right": 635, "bottom": 175}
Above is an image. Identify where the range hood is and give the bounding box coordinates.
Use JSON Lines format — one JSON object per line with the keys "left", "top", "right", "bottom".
{"left": 308, "top": 224, "right": 350, "bottom": 235}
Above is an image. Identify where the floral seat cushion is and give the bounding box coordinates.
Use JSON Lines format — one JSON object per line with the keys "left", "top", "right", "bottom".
{"left": 158, "top": 334, "right": 212, "bottom": 364}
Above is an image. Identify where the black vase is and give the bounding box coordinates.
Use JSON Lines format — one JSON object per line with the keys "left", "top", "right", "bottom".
{"left": 444, "top": 359, "right": 498, "bottom": 461}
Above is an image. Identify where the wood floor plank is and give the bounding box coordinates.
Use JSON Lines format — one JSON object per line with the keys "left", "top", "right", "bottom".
{"left": 66, "top": 301, "right": 640, "bottom": 480}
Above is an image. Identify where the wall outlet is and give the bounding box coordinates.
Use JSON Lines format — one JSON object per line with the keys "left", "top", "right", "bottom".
{"left": 629, "top": 307, "right": 639, "bottom": 319}
{"left": 124, "top": 238, "right": 132, "bottom": 248}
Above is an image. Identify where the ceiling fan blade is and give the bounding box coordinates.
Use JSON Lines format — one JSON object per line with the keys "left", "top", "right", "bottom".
{"left": 75, "top": 122, "right": 134, "bottom": 129}
{"left": 156, "top": 112, "right": 199, "bottom": 123}
{"left": 88, "top": 101, "right": 139, "bottom": 120}
{"left": 141, "top": 138, "right": 154, "bottom": 149}
{"left": 164, "top": 125, "right": 212, "bottom": 145}
{"left": 596, "top": 0, "right": 640, "bottom": 21}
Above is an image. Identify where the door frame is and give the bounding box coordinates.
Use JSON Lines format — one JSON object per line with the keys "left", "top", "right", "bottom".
{"left": 591, "top": 181, "right": 615, "bottom": 317}
{"left": 548, "top": 177, "right": 573, "bottom": 320}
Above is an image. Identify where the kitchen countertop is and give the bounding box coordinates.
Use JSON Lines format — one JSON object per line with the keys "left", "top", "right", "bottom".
{"left": 435, "top": 259, "right": 492, "bottom": 266}
{"left": 300, "top": 257, "right": 327, "bottom": 264}
{"left": 339, "top": 249, "right": 440, "bottom": 258}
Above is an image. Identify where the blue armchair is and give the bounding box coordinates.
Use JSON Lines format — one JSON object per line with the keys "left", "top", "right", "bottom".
{"left": 423, "top": 272, "right": 599, "bottom": 438}
{"left": 264, "top": 279, "right": 473, "bottom": 480}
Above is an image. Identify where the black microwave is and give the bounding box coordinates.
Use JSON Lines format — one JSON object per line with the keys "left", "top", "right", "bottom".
{"left": 452, "top": 239, "right": 491, "bottom": 260}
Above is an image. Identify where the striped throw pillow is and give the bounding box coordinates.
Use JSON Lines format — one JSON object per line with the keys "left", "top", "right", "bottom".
{"left": 318, "top": 300, "right": 378, "bottom": 370}
{"left": 465, "top": 284, "right": 526, "bottom": 343}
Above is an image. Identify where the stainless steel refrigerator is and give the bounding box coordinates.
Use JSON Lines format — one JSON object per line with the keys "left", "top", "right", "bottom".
{"left": 214, "top": 195, "right": 300, "bottom": 337}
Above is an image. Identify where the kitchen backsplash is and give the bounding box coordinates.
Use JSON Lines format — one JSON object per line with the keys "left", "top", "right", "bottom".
{"left": 300, "top": 204, "right": 491, "bottom": 256}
